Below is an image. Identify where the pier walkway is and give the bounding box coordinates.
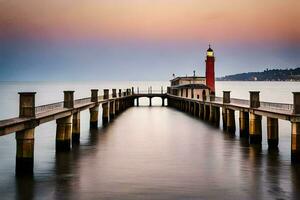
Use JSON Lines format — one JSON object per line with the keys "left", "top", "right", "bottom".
{"left": 0, "top": 87, "right": 300, "bottom": 175}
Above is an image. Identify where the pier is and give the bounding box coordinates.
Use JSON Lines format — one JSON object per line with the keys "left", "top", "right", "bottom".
{"left": 0, "top": 87, "right": 300, "bottom": 175}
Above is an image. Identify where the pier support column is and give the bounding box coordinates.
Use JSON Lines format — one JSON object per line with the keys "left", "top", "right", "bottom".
{"left": 222, "top": 108, "right": 227, "bottom": 130}
{"left": 195, "top": 103, "right": 199, "bottom": 117}
{"left": 209, "top": 105, "right": 215, "bottom": 123}
{"left": 199, "top": 103, "right": 204, "bottom": 119}
{"left": 16, "top": 92, "right": 36, "bottom": 175}
{"left": 204, "top": 105, "right": 210, "bottom": 121}
{"left": 90, "top": 89, "right": 99, "bottom": 129}
{"left": 239, "top": 111, "right": 249, "bottom": 137}
{"left": 162, "top": 98, "right": 165, "bottom": 106}
{"left": 72, "top": 112, "right": 80, "bottom": 143}
{"left": 226, "top": 109, "right": 236, "bottom": 133}
{"left": 115, "top": 100, "right": 120, "bottom": 114}
{"left": 249, "top": 91, "right": 262, "bottom": 144}
{"left": 222, "top": 91, "right": 231, "bottom": 130}
{"left": 16, "top": 129, "right": 34, "bottom": 175}
{"left": 102, "top": 89, "right": 109, "bottom": 125}
{"left": 109, "top": 101, "right": 115, "bottom": 120}
{"left": 112, "top": 89, "right": 117, "bottom": 98}
{"left": 249, "top": 113, "right": 262, "bottom": 144}
{"left": 149, "top": 97, "right": 152, "bottom": 107}
{"left": 102, "top": 103, "right": 109, "bottom": 125}
{"left": 214, "top": 107, "right": 220, "bottom": 127}
{"left": 56, "top": 115, "right": 72, "bottom": 151}
{"left": 136, "top": 98, "right": 139, "bottom": 107}
{"left": 267, "top": 117, "right": 278, "bottom": 148}
{"left": 56, "top": 91, "right": 74, "bottom": 151}
{"left": 291, "top": 92, "right": 300, "bottom": 163}
{"left": 185, "top": 101, "right": 189, "bottom": 112}
{"left": 89, "top": 107, "right": 98, "bottom": 128}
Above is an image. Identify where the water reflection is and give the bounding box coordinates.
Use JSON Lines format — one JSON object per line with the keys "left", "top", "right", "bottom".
{"left": 2, "top": 107, "right": 300, "bottom": 200}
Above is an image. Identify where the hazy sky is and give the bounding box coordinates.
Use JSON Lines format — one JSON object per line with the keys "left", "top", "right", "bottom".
{"left": 0, "top": 0, "right": 299, "bottom": 81}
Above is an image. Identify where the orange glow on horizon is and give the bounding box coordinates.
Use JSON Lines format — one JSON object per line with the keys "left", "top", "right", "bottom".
{"left": 0, "top": 0, "right": 299, "bottom": 43}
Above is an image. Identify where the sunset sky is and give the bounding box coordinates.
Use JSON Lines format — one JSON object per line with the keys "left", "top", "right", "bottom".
{"left": 0, "top": 0, "right": 299, "bottom": 80}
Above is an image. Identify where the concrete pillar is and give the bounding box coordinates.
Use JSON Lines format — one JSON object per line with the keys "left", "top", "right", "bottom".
{"left": 109, "top": 101, "right": 115, "bottom": 120}
{"left": 222, "top": 108, "right": 227, "bottom": 130}
{"left": 199, "top": 103, "right": 204, "bottom": 119}
{"left": 56, "top": 115, "right": 72, "bottom": 151}
{"left": 162, "top": 98, "right": 165, "bottom": 106}
{"left": 16, "top": 92, "right": 36, "bottom": 175}
{"left": 191, "top": 102, "right": 194, "bottom": 114}
{"left": 136, "top": 97, "right": 139, "bottom": 106}
{"left": 126, "top": 88, "right": 131, "bottom": 96}
{"left": 56, "top": 91, "right": 73, "bottom": 151}
{"left": 89, "top": 106, "right": 98, "bottom": 128}
{"left": 214, "top": 106, "right": 220, "bottom": 127}
{"left": 104, "top": 89, "right": 109, "bottom": 99}
{"left": 186, "top": 101, "right": 189, "bottom": 113}
{"left": 112, "top": 89, "right": 117, "bottom": 98}
{"left": 249, "top": 91, "right": 262, "bottom": 144}
{"left": 226, "top": 109, "right": 236, "bottom": 133}
{"left": 239, "top": 111, "right": 249, "bottom": 137}
{"left": 102, "top": 103, "right": 109, "bottom": 125}
{"left": 118, "top": 100, "right": 123, "bottom": 112}
{"left": 194, "top": 102, "right": 197, "bottom": 116}
{"left": 204, "top": 105, "right": 210, "bottom": 121}
{"left": 102, "top": 89, "right": 109, "bottom": 125}
{"left": 115, "top": 100, "right": 119, "bottom": 114}
{"left": 249, "top": 113, "right": 262, "bottom": 144}
{"left": 223, "top": 91, "right": 231, "bottom": 104}
{"left": 16, "top": 128, "right": 34, "bottom": 175}
{"left": 149, "top": 97, "right": 152, "bottom": 107}
{"left": 72, "top": 112, "right": 80, "bottom": 143}
{"left": 250, "top": 91, "right": 260, "bottom": 108}
{"left": 90, "top": 89, "right": 99, "bottom": 129}
{"left": 64, "top": 91, "right": 74, "bottom": 108}
{"left": 209, "top": 105, "right": 215, "bottom": 123}
{"left": 222, "top": 91, "right": 230, "bottom": 130}
{"left": 18, "top": 92, "right": 36, "bottom": 118}
{"left": 291, "top": 92, "right": 300, "bottom": 163}
{"left": 267, "top": 117, "right": 278, "bottom": 148}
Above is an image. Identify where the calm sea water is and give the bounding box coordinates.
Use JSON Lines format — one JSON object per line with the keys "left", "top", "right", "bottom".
{"left": 0, "top": 81, "right": 300, "bottom": 200}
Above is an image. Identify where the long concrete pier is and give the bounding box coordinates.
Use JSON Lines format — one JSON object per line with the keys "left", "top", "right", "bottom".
{"left": 0, "top": 87, "right": 300, "bottom": 175}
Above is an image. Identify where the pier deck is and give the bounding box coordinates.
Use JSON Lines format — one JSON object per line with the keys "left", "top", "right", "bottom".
{"left": 0, "top": 88, "right": 300, "bottom": 175}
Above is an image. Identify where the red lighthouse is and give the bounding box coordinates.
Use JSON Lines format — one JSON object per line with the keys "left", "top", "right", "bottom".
{"left": 205, "top": 45, "right": 215, "bottom": 95}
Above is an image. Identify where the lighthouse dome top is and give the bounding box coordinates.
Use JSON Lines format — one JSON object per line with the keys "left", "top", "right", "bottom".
{"left": 207, "top": 44, "right": 214, "bottom": 57}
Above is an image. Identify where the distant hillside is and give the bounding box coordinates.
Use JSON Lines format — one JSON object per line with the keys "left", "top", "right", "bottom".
{"left": 217, "top": 68, "right": 300, "bottom": 81}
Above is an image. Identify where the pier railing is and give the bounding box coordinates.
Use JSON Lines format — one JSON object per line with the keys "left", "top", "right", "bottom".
{"left": 35, "top": 101, "right": 64, "bottom": 114}
{"left": 210, "top": 96, "right": 293, "bottom": 111}
{"left": 260, "top": 101, "right": 293, "bottom": 111}
{"left": 74, "top": 97, "right": 92, "bottom": 106}
{"left": 1, "top": 86, "right": 300, "bottom": 176}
